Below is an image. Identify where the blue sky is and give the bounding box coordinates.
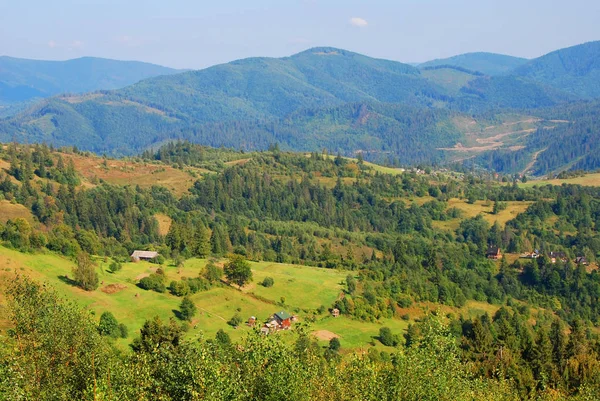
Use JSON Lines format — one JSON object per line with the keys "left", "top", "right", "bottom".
{"left": 1, "top": 0, "right": 599, "bottom": 69}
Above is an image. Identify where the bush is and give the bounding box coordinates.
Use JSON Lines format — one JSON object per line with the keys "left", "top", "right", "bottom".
{"left": 138, "top": 273, "right": 166, "bottom": 293}
{"left": 108, "top": 261, "right": 122, "bottom": 273}
{"left": 228, "top": 314, "right": 242, "bottom": 327}
{"left": 379, "top": 327, "right": 399, "bottom": 347}
{"left": 98, "top": 311, "right": 119, "bottom": 338}
{"left": 397, "top": 294, "right": 413, "bottom": 308}
{"left": 118, "top": 323, "right": 128, "bottom": 338}
{"left": 261, "top": 277, "right": 274, "bottom": 287}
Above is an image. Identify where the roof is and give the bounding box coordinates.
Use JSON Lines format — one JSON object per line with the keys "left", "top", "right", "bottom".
{"left": 130, "top": 250, "right": 159, "bottom": 259}
{"left": 549, "top": 251, "right": 567, "bottom": 258}
{"left": 274, "top": 311, "right": 292, "bottom": 321}
{"left": 487, "top": 246, "right": 501, "bottom": 255}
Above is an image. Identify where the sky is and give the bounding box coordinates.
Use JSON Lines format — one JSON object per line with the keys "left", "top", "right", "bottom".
{"left": 1, "top": 0, "right": 599, "bottom": 69}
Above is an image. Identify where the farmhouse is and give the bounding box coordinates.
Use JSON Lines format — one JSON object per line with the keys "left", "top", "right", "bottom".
{"left": 331, "top": 308, "right": 340, "bottom": 318}
{"left": 575, "top": 256, "right": 589, "bottom": 265}
{"left": 273, "top": 310, "right": 292, "bottom": 329}
{"left": 130, "top": 250, "right": 159, "bottom": 262}
{"left": 549, "top": 252, "right": 567, "bottom": 264}
{"left": 487, "top": 246, "right": 502, "bottom": 260}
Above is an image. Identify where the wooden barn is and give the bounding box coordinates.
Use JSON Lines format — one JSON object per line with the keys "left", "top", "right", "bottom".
{"left": 130, "top": 250, "right": 159, "bottom": 262}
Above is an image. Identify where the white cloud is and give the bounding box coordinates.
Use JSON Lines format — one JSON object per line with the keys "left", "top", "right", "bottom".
{"left": 349, "top": 17, "right": 368, "bottom": 28}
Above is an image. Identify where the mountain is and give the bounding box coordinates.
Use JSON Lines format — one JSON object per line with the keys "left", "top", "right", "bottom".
{"left": 513, "top": 41, "right": 600, "bottom": 98}
{"left": 0, "top": 56, "right": 180, "bottom": 104}
{"left": 0, "top": 47, "right": 577, "bottom": 165}
{"left": 419, "top": 52, "right": 528, "bottom": 76}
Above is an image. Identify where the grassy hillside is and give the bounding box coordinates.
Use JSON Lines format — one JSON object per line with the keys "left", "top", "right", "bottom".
{"left": 513, "top": 40, "right": 600, "bottom": 98}
{"left": 0, "top": 245, "right": 409, "bottom": 350}
{"left": 0, "top": 56, "right": 180, "bottom": 104}
{"left": 419, "top": 52, "right": 528, "bottom": 75}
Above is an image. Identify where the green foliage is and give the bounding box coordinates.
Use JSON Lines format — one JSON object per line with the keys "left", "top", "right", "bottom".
{"left": 108, "top": 260, "right": 122, "bottom": 273}
{"left": 178, "top": 296, "right": 197, "bottom": 322}
{"left": 261, "top": 276, "right": 274, "bottom": 287}
{"left": 72, "top": 252, "right": 99, "bottom": 291}
{"left": 227, "top": 314, "right": 242, "bottom": 327}
{"left": 203, "top": 261, "right": 222, "bottom": 283}
{"left": 138, "top": 273, "right": 166, "bottom": 293}
{"left": 379, "top": 326, "right": 400, "bottom": 347}
{"left": 98, "top": 311, "right": 120, "bottom": 338}
{"left": 224, "top": 255, "right": 253, "bottom": 288}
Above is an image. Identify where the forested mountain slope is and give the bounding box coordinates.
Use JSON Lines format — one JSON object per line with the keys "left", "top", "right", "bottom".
{"left": 513, "top": 41, "right": 600, "bottom": 98}
{"left": 419, "top": 52, "right": 528, "bottom": 75}
{"left": 0, "top": 56, "right": 179, "bottom": 104}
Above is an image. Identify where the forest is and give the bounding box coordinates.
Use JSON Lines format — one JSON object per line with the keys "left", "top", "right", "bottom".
{"left": 1, "top": 142, "right": 600, "bottom": 399}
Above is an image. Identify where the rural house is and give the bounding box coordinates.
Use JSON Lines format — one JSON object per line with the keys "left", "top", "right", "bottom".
{"left": 549, "top": 252, "right": 567, "bottom": 264}
{"left": 273, "top": 310, "right": 292, "bottom": 329}
{"left": 331, "top": 308, "right": 340, "bottom": 318}
{"left": 130, "top": 250, "right": 159, "bottom": 262}
{"left": 487, "top": 246, "right": 502, "bottom": 260}
{"left": 575, "top": 256, "right": 589, "bottom": 265}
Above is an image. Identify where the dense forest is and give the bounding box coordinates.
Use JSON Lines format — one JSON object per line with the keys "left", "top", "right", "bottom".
{"left": 1, "top": 142, "right": 600, "bottom": 398}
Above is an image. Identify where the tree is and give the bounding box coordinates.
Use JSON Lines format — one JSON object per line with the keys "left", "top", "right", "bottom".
{"left": 131, "top": 316, "right": 183, "bottom": 353}
{"left": 224, "top": 255, "right": 253, "bottom": 288}
{"left": 193, "top": 225, "right": 211, "bottom": 257}
{"left": 215, "top": 329, "right": 231, "bottom": 346}
{"left": 346, "top": 274, "right": 356, "bottom": 294}
{"left": 203, "top": 261, "right": 222, "bottom": 283}
{"left": 329, "top": 337, "right": 341, "bottom": 352}
{"left": 379, "top": 327, "right": 397, "bottom": 346}
{"left": 179, "top": 296, "right": 197, "bottom": 322}
{"left": 98, "top": 311, "right": 120, "bottom": 338}
{"left": 72, "top": 252, "right": 98, "bottom": 291}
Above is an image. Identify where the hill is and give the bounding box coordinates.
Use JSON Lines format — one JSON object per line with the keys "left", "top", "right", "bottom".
{"left": 0, "top": 56, "right": 180, "bottom": 104}
{"left": 2, "top": 143, "right": 600, "bottom": 398}
{"left": 513, "top": 40, "right": 600, "bottom": 98}
{"left": 419, "top": 52, "right": 528, "bottom": 76}
{"left": 0, "top": 47, "right": 574, "bottom": 164}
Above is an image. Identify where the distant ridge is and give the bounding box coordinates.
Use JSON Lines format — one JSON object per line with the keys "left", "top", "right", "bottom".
{"left": 419, "top": 52, "right": 528, "bottom": 76}
{"left": 513, "top": 40, "right": 600, "bottom": 98}
{"left": 0, "top": 56, "right": 180, "bottom": 104}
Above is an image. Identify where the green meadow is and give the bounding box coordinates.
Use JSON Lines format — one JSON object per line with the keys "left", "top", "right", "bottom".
{"left": 0, "top": 246, "right": 409, "bottom": 351}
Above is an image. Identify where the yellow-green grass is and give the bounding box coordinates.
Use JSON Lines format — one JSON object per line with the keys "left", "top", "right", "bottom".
{"left": 432, "top": 198, "right": 531, "bottom": 232}
{"left": 0, "top": 249, "right": 411, "bottom": 350}
{"left": 241, "top": 261, "right": 346, "bottom": 310}
{"left": 520, "top": 173, "right": 600, "bottom": 188}
{"left": 154, "top": 213, "right": 173, "bottom": 236}
{"left": 0, "top": 200, "right": 34, "bottom": 224}
{"left": 311, "top": 315, "right": 408, "bottom": 351}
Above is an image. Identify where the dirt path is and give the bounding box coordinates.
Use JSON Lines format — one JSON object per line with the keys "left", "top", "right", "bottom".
{"left": 198, "top": 307, "right": 227, "bottom": 322}
{"left": 522, "top": 147, "right": 548, "bottom": 175}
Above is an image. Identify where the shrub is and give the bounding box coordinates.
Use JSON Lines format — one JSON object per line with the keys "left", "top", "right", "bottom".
{"left": 228, "top": 314, "right": 242, "bottom": 327}
{"left": 261, "top": 277, "right": 274, "bottom": 287}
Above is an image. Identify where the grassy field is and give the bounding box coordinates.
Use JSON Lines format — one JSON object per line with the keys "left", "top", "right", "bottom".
{"left": 521, "top": 173, "right": 600, "bottom": 188}
{"left": 0, "top": 200, "right": 34, "bottom": 224}
{"left": 0, "top": 247, "right": 409, "bottom": 351}
{"left": 432, "top": 198, "right": 531, "bottom": 231}
{"left": 65, "top": 153, "right": 210, "bottom": 196}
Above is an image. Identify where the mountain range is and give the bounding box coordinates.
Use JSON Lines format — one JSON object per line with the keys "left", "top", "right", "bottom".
{"left": 2, "top": 40, "right": 600, "bottom": 175}
{"left": 0, "top": 56, "right": 179, "bottom": 105}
